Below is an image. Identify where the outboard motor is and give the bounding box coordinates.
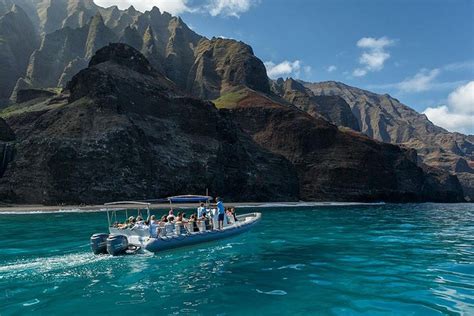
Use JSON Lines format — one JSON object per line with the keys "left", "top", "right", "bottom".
{"left": 106, "top": 235, "right": 129, "bottom": 256}
{"left": 90, "top": 233, "right": 109, "bottom": 254}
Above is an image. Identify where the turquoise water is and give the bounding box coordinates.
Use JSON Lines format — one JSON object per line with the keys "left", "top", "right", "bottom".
{"left": 0, "top": 204, "right": 473, "bottom": 315}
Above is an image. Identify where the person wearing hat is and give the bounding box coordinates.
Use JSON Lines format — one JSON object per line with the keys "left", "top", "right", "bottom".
{"left": 126, "top": 216, "right": 136, "bottom": 229}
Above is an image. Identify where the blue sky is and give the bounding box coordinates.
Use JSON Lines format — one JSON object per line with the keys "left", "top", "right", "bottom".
{"left": 96, "top": 0, "right": 473, "bottom": 134}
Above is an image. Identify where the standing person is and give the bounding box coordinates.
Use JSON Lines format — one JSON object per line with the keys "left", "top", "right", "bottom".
{"left": 197, "top": 202, "right": 206, "bottom": 218}
{"left": 216, "top": 197, "right": 225, "bottom": 230}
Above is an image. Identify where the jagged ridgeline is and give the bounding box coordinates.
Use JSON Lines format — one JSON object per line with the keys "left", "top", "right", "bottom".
{"left": 0, "top": 0, "right": 471, "bottom": 203}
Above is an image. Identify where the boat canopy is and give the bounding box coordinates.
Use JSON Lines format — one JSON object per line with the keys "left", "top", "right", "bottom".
{"left": 104, "top": 201, "right": 151, "bottom": 207}
{"left": 103, "top": 201, "right": 151, "bottom": 227}
{"left": 166, "top": 195, "right": 213, "bottom": 203}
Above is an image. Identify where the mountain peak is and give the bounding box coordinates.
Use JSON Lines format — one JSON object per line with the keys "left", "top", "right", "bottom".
{"left": 127, "top": 5, "right": 137, "bottom": 14}
{"left": 88, "top": 43, "right": 154, "bottom": 76}
{"left": 150, "top": 6, "right": 161, "bottom": 16}
{"left": 90, "top": 12, "right": 104, "bottom": 25}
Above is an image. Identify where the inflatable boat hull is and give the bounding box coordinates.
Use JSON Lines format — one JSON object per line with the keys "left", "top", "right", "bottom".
{"left": 145, "top": 214, "right": 260, "bottom": 252}
{"left": 102, "top": 212, "right": 261, "bottom": 254}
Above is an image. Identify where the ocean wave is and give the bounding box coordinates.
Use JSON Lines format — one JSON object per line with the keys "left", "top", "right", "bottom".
{"left": 0, "top": 252, "right": 109, "bottom": 280}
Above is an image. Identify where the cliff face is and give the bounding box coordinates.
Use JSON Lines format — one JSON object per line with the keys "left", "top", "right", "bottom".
{"left": 0, "top": 44, "right": 299, "bottom": 204}
{"left": 272, "top": 78, "right": 360, "bottom": 131}
{"left": 188, "top": 38, "right": 271, "bottom": 100}
{"left": 19, "top": 12, "right": 116, "bottom": 90}
{"left": 0, "top": 4, "right": 38, "bottom": 103}
{"left": 303, "top": 81, "right": 474, "bottom": 200}
{"left": 218, "top": 91, "right": 464, "bottom": 202}
{"left": 0, "top": 117, "right": 14, "bottom": 177}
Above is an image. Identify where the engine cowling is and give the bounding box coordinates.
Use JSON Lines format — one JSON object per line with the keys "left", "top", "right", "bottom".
{"left": 106, "top": 235, "right": 129, "bottom": 256}
{"left": 90, "top": 233, "right": 109, "bottom": 254}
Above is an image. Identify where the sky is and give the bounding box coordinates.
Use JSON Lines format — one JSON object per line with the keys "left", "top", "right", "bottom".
{"left": 94, "top": 0, "right": 474, "bottom": 134}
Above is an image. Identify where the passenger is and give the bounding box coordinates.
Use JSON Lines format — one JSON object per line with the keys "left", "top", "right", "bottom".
{"left": 175, "top": 212, "right": 184, "bottom": 223}
{"left": 201, "top": 213, "right": 212, "bottom": 230}
{"left": 174, "top": 212, "right": 186, "bottom": 234}
{"left": 216, "top": 197, "right": 225, "bottom": 230}
{"left": 132, "top": 215, "right": 148, "bottom": 230}
{"left": 231, "top": 207, "right": 238, "bottom": 222}
{"left": 197, "top": 202, "right": 206, "bottom": 218}
{"left": 164, "top": 220, "right": 175, "bottom": 235}
{"left": 159, "top": 215, "right": 168, "bottom": 226}
{"left": 127, "top": 216, "right": 136, "bottom": 228}
{"left": 149, "top": 215, "right": 158, "bottom": 237}
{"left": 117, "top": 219, "right": 129, "bottom": 229}
{"left": 226, "top": 208, "right": 234, "bottom": 224}
{"left": 167, "top": 209, "right": 175, "bottom": 222}
{"left": 189, "top": 214, "right": 200, "bottom": 232}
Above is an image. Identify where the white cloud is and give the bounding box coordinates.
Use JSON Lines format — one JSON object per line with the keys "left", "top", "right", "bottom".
{"left": 94, "top": 0, "right": 257, "bottom": 17}
{"left": 207, "top": 0, "right": 255, "bottom": 17}
{"left": 353, "top": 36, "right": 395, "bottom": 76}
{"left": 357, "top": 37, "right": 395, "bottom": 50}
{"left": 443, "top": 60, "right": 474, "bottom": 72}
{"left": 264, "top": 60, "right": 308, "bottom": 79}
{"left": 327, "top": 65, "right": 337, "bottom": 73}
{"left": 366, "top": 63, "right": 469, "bottom": 94}
{"left": 353, "top": 68, "right": 367, "bottom": 77}
{"left": 94, "top": 0, "right": 192, "bottom": 14}
{"left": 423, "top": 81, "right": 474, "bottom": 134}
{"left": 448, "top": 81, "right": 474, "bottom": 114}
{"left": 397, "top": 68, "right": 441, "bottom": 93}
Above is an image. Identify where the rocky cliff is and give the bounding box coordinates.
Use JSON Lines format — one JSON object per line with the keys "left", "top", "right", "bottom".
{"left": 0, "top": 44, "right": 299, "bottom": 204}
{"left": 271, "top": 78, "right": 360, "bottom": 131}
{"left": 302, "top": 81, "right": 474, "bottom": 200}
{"left": 187, "top": 37, "right": 271, "bottom": 100}
{"left": 19, "top": 12, "right": 116, "bottom": 90}
{"left": 216, "top": 89, "right": 463, "bottom": 202}
{"left": 0, "top": 4, "right": 38, "bottom": 103}
{"left": 0, "top": 117, "right": 14, "bottom": 177}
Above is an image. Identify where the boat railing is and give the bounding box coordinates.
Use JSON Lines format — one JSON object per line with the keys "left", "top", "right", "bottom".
{"left": 104, "top": 201, "right": 151, "bottom": 228}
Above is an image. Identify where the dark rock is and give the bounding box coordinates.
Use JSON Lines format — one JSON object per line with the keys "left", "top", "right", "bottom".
{"left": 0, "top": 4, "right": 39, "bottom": 103}
{"left": 303, "top": 80, "right": 474, "bottom": 200}
{"left": 188, "top": 38, "right": 271, "bottom": 100}
{"left": 0, "top": 118, "right": 15, "bottom": 178}
{"left": 272, "top": 78, "right": 360, "bottom": 131}
{"left": 0, "top": 44, "right": 298, "bottom": 204}
{"left": 223, "top": 91, "right": 464, "bottom": 202}
{"left": 88, "top": 42, "right": 155, "bottom": 76}
{"left": 15, "top": 89, "right": 57, "bottom": 104}
{"left": 0, "top": 117, "right": 14, "bottom": 141}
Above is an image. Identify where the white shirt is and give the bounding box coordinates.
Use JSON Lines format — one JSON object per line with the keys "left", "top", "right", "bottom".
{"left": 164, "top": 222, "right": 175, "bottom": 235}
{"left": 197, "top": 206, "right": 206, "bottom": 218}
{"left": 149, "top": 221, "right": 159, "bottom": 237}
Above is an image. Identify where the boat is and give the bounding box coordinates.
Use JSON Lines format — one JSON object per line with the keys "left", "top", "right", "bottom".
{"left": 90, "top": 197, "right": 261, "bottom": 256}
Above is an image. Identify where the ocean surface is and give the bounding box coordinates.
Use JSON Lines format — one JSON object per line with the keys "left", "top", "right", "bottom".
{"left": 0, "top": 203, "right": 473, "bottom": 315}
